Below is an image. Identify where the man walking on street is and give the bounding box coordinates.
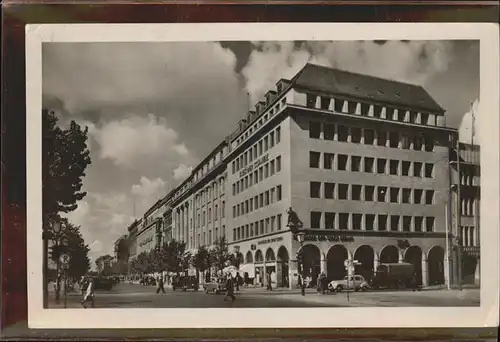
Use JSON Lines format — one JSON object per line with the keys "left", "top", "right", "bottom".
{"left": 156, "top": 276, "right": 166, "bottom": 294}
{"left": 81, "top": 277, "right": 95, "bottom": 308}
{"left": 266, "top": 272, "right": 273, "bottom": 291}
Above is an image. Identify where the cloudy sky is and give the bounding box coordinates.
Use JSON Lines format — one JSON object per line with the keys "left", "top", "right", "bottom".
{"left": 42, "top": 40, "right": 479, "bottom": 265}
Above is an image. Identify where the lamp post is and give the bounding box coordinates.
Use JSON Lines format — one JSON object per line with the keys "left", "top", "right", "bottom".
{"left": 296, "top": 232, "right": 306, "bottom": 296}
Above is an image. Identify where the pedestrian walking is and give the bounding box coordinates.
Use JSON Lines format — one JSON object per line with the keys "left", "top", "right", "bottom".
{"left": 235, "top": 273, "right": 240, "bottom": 291}
{"left": 266, "top": 272, "right": 273, "bottom": 291}
{"left": 224, "top": 274, "right": 236, "bottom": 302}
{"left": 81, "top": 277, "right": 95, "bottom": 308}
{"left": 156, "top": 276, "right": 166, "bottom": 294}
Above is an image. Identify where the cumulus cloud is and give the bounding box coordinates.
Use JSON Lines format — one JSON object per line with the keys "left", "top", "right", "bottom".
{"left": 459, "top": 98, "right": 480, "bottom": 144}
{"left": 173, "top": 164, "right": 193, "bottom": 181}
{"left": 131, "top": 176, "right": 168, "bottom": 206}
{"left": 242, "top": 41, "right": 454, "bottom": 104}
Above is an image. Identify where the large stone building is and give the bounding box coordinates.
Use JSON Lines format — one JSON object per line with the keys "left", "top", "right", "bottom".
{"left": 123, "top": 63, "right": 480, "bottom": 289}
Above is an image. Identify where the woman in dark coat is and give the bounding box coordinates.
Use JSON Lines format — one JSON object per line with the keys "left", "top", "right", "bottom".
{"left": 224, "top": 274, "right": 236, "bottom": 301}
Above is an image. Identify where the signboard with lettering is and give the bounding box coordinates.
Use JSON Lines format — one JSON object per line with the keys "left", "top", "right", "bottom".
{"left": 304, "top": 234, "right": 355, "bottom": 243}
{"left": 257, "top": 236, "right": 284, "bottom": 245}
{"left": 239, "top": 154, "right": 269, "bottom": 178}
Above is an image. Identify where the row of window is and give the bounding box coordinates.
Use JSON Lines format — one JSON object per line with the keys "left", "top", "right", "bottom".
{"left": 459, "top": 226, "right": 478, "bottom": 247}
{"left": 310, "top": 211, "right": 435, "bottom": 232}
{"left": 310, "top": 151, "right": 435, "bottom": 178}
{"left": 305, "top": 93, "right": 437, "bottom": 126}
{"left": 233, "top": 214, "right": 284, "bottom": 241}
{"left": 309, "top": 182, "right": 435, "bottom": 204}
{"left": 309, "top": 121, "right": 436, "bottom": 152}
{"left": 235, "top": 98, "right": 287, "bottom": 147}
{"left": 459, "top": 170, "right": 480, "bottom": 187}
{"left": 194, "top": 178, "right": 226, "bottom": 208}
{"left": 196, "top": 201, "right": 226, "bottom": 227}
{"left": 461, "top": 197, "right": 479, "bottom": 217}
{"left": 195, "top": 225, "right": 225, "bottom": 248}
{"left": 232, "top": 126, "right": 282, "bottom": 174}
{"left": 232, "top": 156, "right": 282, "bottom": 196}
{"left": 233, "top": 185, "right": 283, "bottom": 218}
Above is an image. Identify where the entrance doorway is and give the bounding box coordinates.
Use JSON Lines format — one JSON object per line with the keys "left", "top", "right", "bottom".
{"left": 404, "top": 246, "right": 423, "bottom": 285}
{"left": 277, "top": 246, "right": 290, "bottom": 288}
{"left": 354, "top": 245, "right": 375, "bottom": 281}
{"left": 428, "top": 246, "right": 445, "bottom": 285}
{"left": 301, "top": 244, "right": 321, "bottom": 286}
{"left": 326, "top": 245, "right": 348, "bottom": 281}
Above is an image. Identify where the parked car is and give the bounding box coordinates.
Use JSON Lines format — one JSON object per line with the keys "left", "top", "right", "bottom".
{"left": 203, "top": 278, "right": 227, "bottom": 294}
{"left": 172, "top": 275, "right": 199, "bottom": 291}
{"left": 370, "top": 263, "right": 415, "bottom": 289}
{"left": 328, "top": 275, "right": 370, "bottom": 292}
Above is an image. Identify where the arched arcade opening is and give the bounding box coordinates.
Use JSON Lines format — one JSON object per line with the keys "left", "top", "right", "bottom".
{"left": 380, "top": 245, "right": 399, "bottom": 264}
{"left": 354, "top": 245, "right": 375, "bottom": 281}
{"left": 277, "top": 246, "right": 290, "bottom": 288}
{"left": 301, "top": 244, "right": 321, "bottom": 286}
{"left": 404, "top": 246, "right": 423, "bottom": 286}
{"left": 326, "top": 245, "right": 348, "bottom": 281}
{"left": 428, "top": 246, "right": 445, "bottom": 285}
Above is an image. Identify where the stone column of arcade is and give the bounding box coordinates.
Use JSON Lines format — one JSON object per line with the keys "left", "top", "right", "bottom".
{"left": 421, "top": 256, "right": 429, "bottom": 287}
{"left": 347, "top": 253, "right": 354, "bottom": 276}
{"left": 373, "top": 254, "right": 380, "bottom": 274}
{"left": 289, "top": 258, "right": 299, "bottom": 289}
{"left": 320, "top": 256, "right": 327, "bottom": 276}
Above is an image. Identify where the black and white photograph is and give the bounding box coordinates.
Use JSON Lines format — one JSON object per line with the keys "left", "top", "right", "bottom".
{"left": 26, "top": 23, "right": 499, "bottom": 329}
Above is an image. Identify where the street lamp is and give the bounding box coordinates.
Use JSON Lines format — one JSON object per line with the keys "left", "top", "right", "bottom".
{"left": 296, "top": 232, "right": 306, "bottom": 296}
{"left": 52, "top": 220, "right": 63, "bottom": 304}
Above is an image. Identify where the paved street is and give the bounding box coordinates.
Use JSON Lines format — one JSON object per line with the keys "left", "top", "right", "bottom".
{"left": 49, "top": 282, "right": 480, "bottom": 309}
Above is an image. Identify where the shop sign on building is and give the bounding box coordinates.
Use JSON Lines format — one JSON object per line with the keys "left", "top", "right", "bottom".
{"left": 239, "top": 154, "right": 269, "bottom": 178}
{"left": 304, "top": 234, "right": 355, "bottom": 242}
{"left": 257, "top": 236, "right": 284, "bottom": 245}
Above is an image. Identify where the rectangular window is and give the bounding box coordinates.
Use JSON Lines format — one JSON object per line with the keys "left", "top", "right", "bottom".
{"left": 214, "top": 205, "right": 218, "bottom": 220}
{"left": 377, "top": 186, "right": 387, "bottom": 202}
{"left": 265, "top": 218, "right": 270, "bottom": 233}
{"left": 365, "top": 214, "right": 375, "bottom": 231}
{"left": 351, "top": 156, "right": 361, "bottom": 172}
{"left": 271, "top": 216, "right": 276, "bottom": 232}
{"left": 270, "top": 160, "right": 275, "bottom": 175}
{"left": 258, "top": 141, "right": 263, "bottom": 156}
{"left": 401, "top": 134, "right": 411, "bottom": 149}
{"left": 277, "top": 185, "right": 282, "bottom": 201}
{"left": 414, "top": 162, "right": 422, "bottom": 177}
{"left": 324, "top": 123, "right": 335, "bottom": 140}
{"left": 221, "top": 201, "right": 225, "bottom": 217}
{"left": 324, "top": 182, "right": 335, "bottom": 199}
{"left": 425, "top": 163, "right": 434, "bottom": 178}
{"left": 311, "top": 211, "right": 322, "bottom": 229}
{"left": 403, "top": 216, "right": 412, "bottom": 231}
{"left": 338, "top": 125, "right": 349, "bottom": 142}
{"left": 377, "top": 131, "right": 387, "bottom": 146}
{"left": 390, "top": 187, "right": 399, "bottom": 203}
{"left": 378, "top": 215, "right": 388, "bottom": 231}
{"left": 413, "top": 136, "right": 423, "bottom": 151}
{"left": 254, "top": 196, "right": 259, "bottom": 209}
{"left": 413, "top": 189, "right": 423, "bottom": 204}
{"left": 264, "top": 164, "right": 269, "bottom": 178}
{"left": 391, "top": 215, "right": 400, "bottom": 231}
{"left": 277, "top": 214, "right": 282, "bottom": 230}
{"left": 310, "top": 182, "right": 321, "bottom": 198}
{"left": 339, "top": 213, "right": 349, "bottom": 230}
{"left": 259, "top": 167, "right": 263, "bottom": 182}
{"left": 260, "top": 220, "right": 264, "bottom": 235}
{"left": 351, "top": 184, "right": 362, "bottom": 201}
{"left": 364, "top": 129, "right": 375, "bottom": 145}
{"left": 309, "top": 121, "right": 321, "bottom": 139}
{"left": 270, "top": 188, "right": 275, "bottom": 203}
{"left": 253, "top": 170, "right": 258, "bottom": 184}
{"left": 390, "top": 160, "right": 399, "bottom": 175}
{"left": 265, "top": 190, "right": 270, "bottom": 206}
{"left": 364, "top": 157, "right": 374, "bottom": 173}
{"left": 352, "top": 214, "right": 362, "bottom": 230}
{"left": 249, "top": 198, "right": 253, "bottom": 212}
{"left": 402, "top": 188, "right": 411, "bottom": 203}
{"left": 232, "top": 184, "right": 236, "bottom": 196}
{"left": 338, "top": 154, "right": 348, "bottom": 171}
{"left": 233, "top": 229, "right": 236, "bottom": 241}
{"left": 424, "top": 136, "right": 434, "bottom": 152}
{"left": 365, "top": 185, "right": 375, "bottom": 201}
{"left": 321, "top": 96, "right": 331, "bottom": 110}
{"left": 338, "top": 184, "right": 349, "bottom": 200}
{"left": 232, "top": 161, "right": 236, "bottom": 174}
{"left": 425, "top": 217, "right": 435, "bottom": 232}
{"left": 389, "top": 132, "right": 399, "bottom": 148}
{"left": 402, "top": 161, "right": 411, "bottom": 176}
{"left": 324, "top": 153, "right": 334, "bottom": 169}
{"left": 259, "top": 193, "right": 264, "bottom": 208}
{"left": 377, "top": 158, "right": 387, "bottom": 174}
{"left": 307, "top": 94, "right": 317, "bottom": 108}
{"left": 269, "top": 131, "right": 275, "bottom": 148}
{"left": 421, "top": 113, "right": 429, "bottom": 125}
{"left": 351, "top": 127, "right": 362, "bottom": 143}
{"left": 276, "top": 156, "right": 281, "bottom": 172}
{"left": 233, "top": 206, "right": 236, "bottom": 218}
{"left": 425, "top": 190, "right": 434, "bottom": 205}
{"left": 325, "top": 212, "right": 335, "bottom": 229}
{"left": 414, "top": 216, "right": 423, "bottom": 232}
{"left": 276, "top": 126, "right": 281, "bottom": 143}
{"left": 310, "top": 151, "right": 321, "bottom": 168}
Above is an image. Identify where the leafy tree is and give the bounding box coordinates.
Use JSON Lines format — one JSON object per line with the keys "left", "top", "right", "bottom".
{"left": 42, "top": 109, "right": 92, "bottom": 227}
{"left": 192, "top": 245, "right": 210, "bottom": 273}
{"left": 49, "top": 218, "right": 91, "bottom": 281}
{"left": 160, "top": 239, "right": 187, "bottom": 274}
{"left": 132, "top": 252, "right": 150, "bottom": 274}
{"left": 210, "top": 236, "right": 231, "bottom": 272}
{"left": 95, "top": 254, "right": 114, "bottom": 275}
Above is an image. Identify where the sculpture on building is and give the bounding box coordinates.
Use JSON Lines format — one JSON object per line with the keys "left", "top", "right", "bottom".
{"left": 287, "top": 207, "right": 303, "bottom": 241}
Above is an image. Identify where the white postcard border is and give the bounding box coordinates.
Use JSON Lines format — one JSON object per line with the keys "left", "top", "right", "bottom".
{"left": 26, "top": 23, "right": 499, "bottom": 329}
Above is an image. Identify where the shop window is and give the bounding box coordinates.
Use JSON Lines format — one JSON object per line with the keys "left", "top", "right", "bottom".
{"left": 413, "top": 189, "right": 423, "bottom": 204}
{"left": 324, "top": 153, "right": 335, "bottom": 169}
{"left": 339, "top": 213, "right": 349, "bottom": 230}
{"left": 426, "top": 217, "right": 434, "bottom": 232}
{"left": 403, "top": 216, "right": 412, "bottom": 231}
{"left": 351, "top": 127, "right": 362, "bottom": 143}
{"left": 311, "top": 211, "right": 322, "bottom": 229}
{"left": 365, "top": 214, "right": 375, "bottom": 231}
{"left": 309, "top": 121, "right": 321, "bottom": 139}
{"left": 365, "top": 185, "right": 375, "bottom": 201}
{"left": 325, "top": 212, "right": 336, "bottom": 229}
{"left": 338, "top": 154, "right": 348, "bottom": 171}
{"left": 390, "top": 215, "right": 400, "bottom": 231}
{"left": 377, "top": 158, "right": 387, "bottom": 174}
{"left": 390, "top": 187, "right": 399, "bottom": 203}
{"left": 321, "top": 96, "right": 331, "bottom": 110}
{"left": 364, "top": 157, "right": 374, "bottom": 173}
{"left": 324, "top": 123, "right": 335, "bottom": 140}
{"left": 414, "top": 216, "right": 423, "bottom": 232}
{"left": 378, "top": 215, "right": 388, "bottom": 231}
{"left": 414, "top": 162, "right": 422, "bottom": 177}
{"left": 402, "top": 161, "right": 411, "bottom": 176}
{"left": 402, "top": 188, "right": 411, "bottom": 203}
{"left": 425, "top": 190, "right": 434, "bottom": 204}
{"left": 310, "top": 182, "right": 321, "bottom": 198}
{"left": 364, "top": 129, "right": 375, "bottom": 145}
{"left": 324, "top": 182, "right": 335, "bottom": 199}
{"left": 351, "top": 184, "right": 362, "bottom": 201}
{"left": 389, "top": 132, "right": 399, "bottom": 148}
{"left": 377, "top": 131, "right": 387, "bottom": 146}
{"left": 338, "top": 184, "right": 349, "bottom": 200}
{"left": 377, "top": 186, "right": 387, "bottom": 202}
{"left": 352, "top": 214, "right": 362, "bottom": 230}
{"left": 310, "top": 151, "right": 321, "bottom": 168}
{"left": 390, "top": 160, "right": 399, "bottom": 175}
{"left": 425, "top": 163, "right": 434, "bottom": 178}
{"left": 351, "top": 156, "right": 361, "bottom": 172}
{"left": 307, "top": 94, "right": 317, "bottom": 108}
{"left": 338, "top": 125, "right": 349, "bottom": 142}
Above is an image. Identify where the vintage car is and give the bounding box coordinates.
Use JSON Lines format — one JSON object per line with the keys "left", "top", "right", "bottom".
{"left": 203, "top": 278, "right": 227, "bottom": 294}
{"left": 172, "top": 275, "right": 199, "bottom": 291}
{"left": 328, "top": 275, "right": 370, "bottom": 292}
